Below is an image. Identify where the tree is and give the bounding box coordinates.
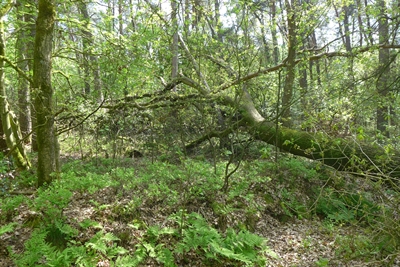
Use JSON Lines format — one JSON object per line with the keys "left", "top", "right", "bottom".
{"left": 33, "top": 0, "right": 59, "bottom": 186}
{"left": 179, "top": 59, "right": 400, "bottom": 180}
{"left": 170, "top": 0, "right": 178, "bottom": 90}
{"left": 281, "top": 0, "right": 297, "bottom": 127}
{"left": 376, "top": 0, "right": 391, "bottom": 137}
{"left": 0, "top": 0, "right": 31, "bottom": 169}
{"left": 16, "top": 0, "right": 34, "bottom": 143}
{"left": 78, "top": 1, "right": 103, "bottom": 101}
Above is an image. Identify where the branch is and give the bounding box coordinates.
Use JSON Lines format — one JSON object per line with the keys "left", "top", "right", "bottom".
{"left": 206, "top": 55, "right": 238, "bottom": 78}
{"left": 0, "top": 56, "right": 33, "bottom": 84}
{"left": 213, "top": 44, "right": 400, "bottom": 94}
{"left": 104, "top": 93, "right": 213, "bottom": 111}
{"left": 215, "top": 63, "right": 286, "bottom": 93}
{"left": 57, "top": 97, "right": 106, "bottom": 136}
{"left": 185, "top": 122, "right": 241, "bottom": 152}
{"left": 0, "top": 0, "right": 14, "bottom": 17}
{"left": 178, "top": 33, "right": 210, "bottom": 94}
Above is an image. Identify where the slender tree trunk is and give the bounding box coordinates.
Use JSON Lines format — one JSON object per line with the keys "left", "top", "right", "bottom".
{"left": 16, "top": 1, "right": 32, "bottom": 143}
{"left": 309, "top": 31, "right": 322, "bottom": 86}
{"left": 376, "top": 0, "right": 390, "bottom": 137}
{"left": 171, "top": 0, "right": 179, "bottom": 90}
{"left": 270, "top": 0, "right": 279, "bottom": 65}
{"left": 214, "top": 0, "right": 222, "bottom": 40}
{"left": 364, "top": 0, "right": 374, "bottom": 45}
{"left": 129, "top": 0, "right": 136, "bottom": 31}
{"left": 281, "top": 0, "right": 297, "bottom": 127}
{"left": 343, "top": 5, "right": 352, "bottom": 53}
{"left": 118, "top": 0, "right": 123, "bottom": 35}
{"left": 254, "top": 12, "right": 271, "bottom": 66}
{"left": 355, "top": 0, "right": 369, "bottom": 46}
{"left": 192, "top": 0, "right": 201, "bottom": 29}
{"left": 79, "top": 2, "right": 92, "bottom": 95}
{"left": 27, "top": 8, "right": 38, "bottom": 152}
{"left": 78, "top": 2, "right": 103, "bottom": 101}
{"left": 33, "top": 0, "right": 58, "bottom": 186}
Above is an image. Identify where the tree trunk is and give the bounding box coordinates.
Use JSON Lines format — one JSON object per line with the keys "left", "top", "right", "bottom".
{"left": 376, "top": 0, "right": 390, "bottom": 137}
{"left": 118, "top": 0, "right": 123, "bottom": 36}
{"left": 33, "top": 0, "right": 59, "bottom": 186}
{"left": 220, "top": 90, "right": 400, "bottom": 179}
{"left": 16, "top": 0, "right": 32, "bottom": 143}
{"left": 78, "top": 2, "right": 103, "bottom": 101}
{"left": 23, "top": 1, "right": 38, "bottom": 152}
{"left": 0, "top": 0, "right": 31, "bottom": 169}
{"left": 171, "top": 0, "right": 179, "bottom": 91}
{"left": 270, "top": 0, "right": 279, "bottom": 65}
{"left": 281, "top": 0, "right": 297, "bottom": 127}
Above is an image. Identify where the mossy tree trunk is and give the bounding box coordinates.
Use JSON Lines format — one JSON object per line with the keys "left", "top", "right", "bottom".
{"left": 223, "top": 90, "right": 400, "bottom": 179}
{"left": 33, "top": 0, "right": 59, "bottom": 186}
{"left": 0, "top": 0, "right": 31, "bottom": 170}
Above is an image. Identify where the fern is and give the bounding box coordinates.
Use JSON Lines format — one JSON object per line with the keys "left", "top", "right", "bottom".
{"left": 155, "top": 246, "right": 175, "bottom": 267}
{"left": 115, "top": 254, "right": 142, "bottom": 266}
{"left": 13, "top": 228, "right": 74, "bottom": 267}
{"left": 209, "top": 241, "right": 252, "bottom": 264}
{"left": 86, "top": 231, "right": 128, "bottom": 258}
{"left": 173, "top": 212, "right": 272, "bottom": 265}
{"left": 0, "top": 222, "right": 17, "bottom": 236}
{"left": 135, "top": 242, "right": 176, "bottom": 267}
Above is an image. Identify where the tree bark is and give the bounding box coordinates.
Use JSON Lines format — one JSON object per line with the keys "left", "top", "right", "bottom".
{"left": 33, "top": 0, "right": 59, "bottom": 186}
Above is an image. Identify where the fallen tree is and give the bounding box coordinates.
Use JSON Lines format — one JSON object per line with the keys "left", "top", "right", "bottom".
{"left": 102, "top": 36, "right": 400, "bottom": 181}
{"left": 108, "top": 74, "right": 400, "bottom": 181}
{"left": 218, "top": 90, "right": 400, "bottom": 180}
{"left": 173, "top": 44, "right": 400, "bottom": 179}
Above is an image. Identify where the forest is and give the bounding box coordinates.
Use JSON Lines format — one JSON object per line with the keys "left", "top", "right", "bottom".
{"left": 0, "top": 0, "right": 400, "bottom": 265}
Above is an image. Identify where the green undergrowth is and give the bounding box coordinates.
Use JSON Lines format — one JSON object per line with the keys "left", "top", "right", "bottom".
{"left": 1, "top": 154, "right": 399, "bottom": 265}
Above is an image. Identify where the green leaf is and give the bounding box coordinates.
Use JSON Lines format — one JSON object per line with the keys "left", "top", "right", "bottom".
{"left": 101, "top": 232, "right": 120, "bottom": 242}
{"left": 0, "top": 222, "right": 17, "bottom": 236}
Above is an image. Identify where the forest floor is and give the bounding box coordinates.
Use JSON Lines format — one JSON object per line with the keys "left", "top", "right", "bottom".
{"left": 1, "top": 155, "right": 400, "bottom": 266}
